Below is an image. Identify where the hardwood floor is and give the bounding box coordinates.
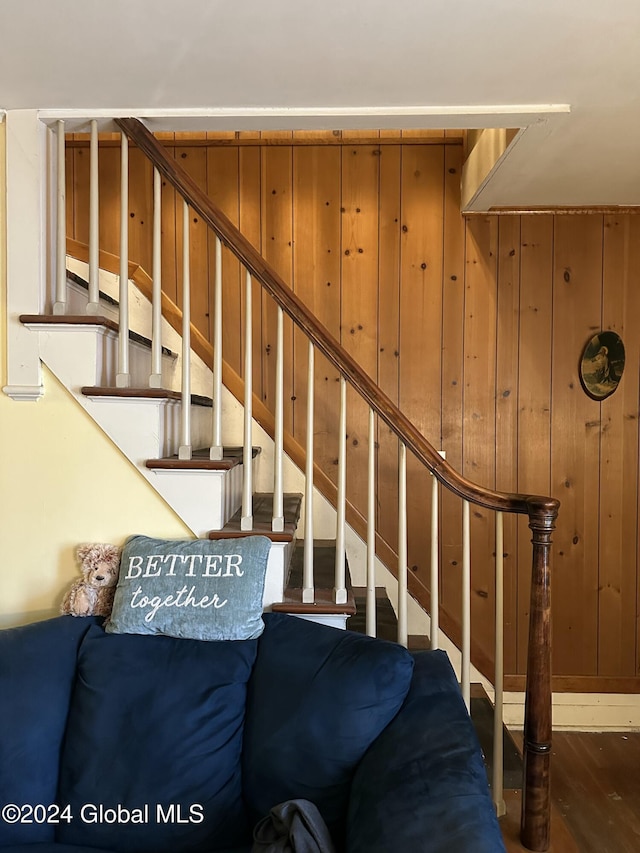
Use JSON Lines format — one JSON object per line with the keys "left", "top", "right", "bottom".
{"left": 503, "top": 732, "right": 640, "bottom": 852}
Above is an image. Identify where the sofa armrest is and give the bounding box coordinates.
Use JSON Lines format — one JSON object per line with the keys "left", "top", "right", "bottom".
{"left": 346, "top": 651, "right": 506, "bottom": 853}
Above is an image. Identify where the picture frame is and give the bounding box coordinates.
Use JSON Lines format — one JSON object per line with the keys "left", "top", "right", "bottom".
{"left": 579, "top": 330, "right": 625, "bottom": 401}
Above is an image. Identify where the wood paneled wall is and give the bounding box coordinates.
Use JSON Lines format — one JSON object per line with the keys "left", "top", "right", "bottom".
{"left": 66, "top": 133, "right": 640, "bottom": 690}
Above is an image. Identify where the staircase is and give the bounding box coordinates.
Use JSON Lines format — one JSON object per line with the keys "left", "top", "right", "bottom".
{"left": 20, "top": 284, "right": 318, "bottom": 613}
{"left": 4, "top": 114, "right": 560, "bottom": 852}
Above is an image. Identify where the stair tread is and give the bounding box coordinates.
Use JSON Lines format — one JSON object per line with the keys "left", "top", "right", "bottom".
{"left": 209, "top": 492, "right": 303, "bottom": 542}
{"left": 20, "top": 314, "right": 176, "bottom": 358}
{"left": 81, "top": 386, "right": 213, "bottom": 407}
{"left": 349, "top": 587, "right": 399, "bottom": 642}
{"left": 272, "top": 587, "right": 357, "bottom": 616}
{"left": 21, "top": 312, "right": 119, "bottom": 331}
{"left": 349, "top": 586, "right": 431, "bottom": 648}
{"left": 273, "top": 540, "right": 355, "bottom": 616}
{"left": 146, "top": 446, "right": 261, "bottom": 471}
{"left": 287, "top": 540, "right": 352, "bottom": 591}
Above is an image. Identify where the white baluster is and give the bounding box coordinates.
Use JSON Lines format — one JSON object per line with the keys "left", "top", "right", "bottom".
{"left": 87, "top": 119, "right": 100, "bottom": 313}
{"left": 302, "top": 341, "right": 315, "bottom": 603}
{"left": 462, "top": 499, "right": 471, "bottom": 711}
{"left": 178, "top": 200, "right": 192, "bottom": 460}
{"left": 272, "top": 306, "right": 285, "bottom": 531}
{"left": 240, "top": 268, "right": 253, "bottom": 530}
{"left": 334, "top": 376, "right": 348, "bottom": 605}
{"left": 430, "top": 470, "right": 439, "bottom": 649}
{"left": 150, "top": 167, "right": 163, "bottom": 388}
{"left": 366, "top": 407, "right": 376, "bottom": 637}
{"left": 398, "top": 442, "right": 408, "bottom": 647}
{"left": 53, "top": 120, "right": 66, "bottom": 315}
{"left": 210, "top": 236, "right": 223, "bottom": 460}
{"left": 430, "top": 453, "right": 445, "bottom": 650}
{"left": 493, "top": 511, "right": 506, "bottom": 817}
{"left": 116, "top": 132, "right": 130, "bottom": 388}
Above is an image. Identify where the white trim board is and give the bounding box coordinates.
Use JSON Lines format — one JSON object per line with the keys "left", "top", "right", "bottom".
{"left": 502, "top": 691, "right": 640, "bottom": 732}
{"left": 37, "top": 104, "right": 571, "bottom": 133}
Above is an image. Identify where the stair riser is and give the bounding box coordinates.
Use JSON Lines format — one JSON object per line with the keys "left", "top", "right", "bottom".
{"left": 37, "top": 319, "right": 177, "bottom": 390}
{"left": 65, "top": 269, "right": 191, "bottom": 395}
{"left": 263, "top": 540, "right": 295, "bottom": 609}
{"left": 147, "top": 466, "right": 244, "bottom": 536}
{"left": 66, "top": 279, "right": 119, "bottom": 321}
{"left": 82, "top": 397, "right": 208, "bottom": 461}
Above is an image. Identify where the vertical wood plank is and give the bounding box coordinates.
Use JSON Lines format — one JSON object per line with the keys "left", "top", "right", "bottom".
{"left": 463, "top": 215, "right": 498, "bottom": 663}
{"left": 160, "top": 147, "right": 178, "bottom": 306}
{"left": 97, "top": 147, "right": 121, "bottom": 262}
{"left": 341, "top": 144, "right": 380, "bottom": 518}
{"left": 127, "top": 148, "right": 153, "bottom": 279}
{"left": 174, "top": 147, "right": 209, "bottom": 338}
{"left": 292, "top": 146, "right": 341, "bottom": 478}
{"left": 207, "top": 147, "right": 241, "bottom": 371}
{"left": 599, "top": 215, "right": 640, "bottom": 677}
{"left": 377, "top": 144, "right": 402, "bottom": 551}
{"left": 399, "top": 144, "right": 445, "bottom": 600}
{"left": 551, "top": 215, "right": 602, "bottom": 676}
{"left": 495, "top": 216, "right": 521, "bottom": 674}
{"left": 72, "top": 146, "right": 89, "bottom": 246}
{"left": 239, "top": 147, "right": 262, "bottom": 389}
{"left": 440, "top": 145, "right": 466, "bottom": 632}
{"left": 261, "top": 146, "right": 294, "bottom": 430}
{"left": 516, "top": 215, "right": 554, "bottom": 674}
{"left": 65, "top": 141, "right": 75, "bottom": 238}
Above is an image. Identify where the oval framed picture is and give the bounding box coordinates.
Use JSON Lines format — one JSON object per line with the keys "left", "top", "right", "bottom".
{"left": 579, "top": 331, "right": 625, "bottom": 401}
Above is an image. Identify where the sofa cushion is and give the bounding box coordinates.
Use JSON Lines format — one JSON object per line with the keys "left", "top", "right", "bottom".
{"left": 0, "top": 616, "right": 100, "bottom": 847}
{"left": 105, "top": 534, "right": 271, "bottom": 641}
{"left": 242, "top": 613, "right": 414, "bottom": 847}
{"left": 56, "top": 625, "right": 257, "bottom": 852}
{"left": 347, "top": 651, "right": 506, "bottom": 853}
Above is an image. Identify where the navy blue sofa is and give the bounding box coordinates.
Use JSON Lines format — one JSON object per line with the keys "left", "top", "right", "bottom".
{"left": 0, "top": 612, "right": 505, "bottom": 853}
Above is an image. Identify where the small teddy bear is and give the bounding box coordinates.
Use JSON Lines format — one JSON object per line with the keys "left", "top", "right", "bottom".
{"left": 61, "top": 543, "right": 121, "bottom": 617}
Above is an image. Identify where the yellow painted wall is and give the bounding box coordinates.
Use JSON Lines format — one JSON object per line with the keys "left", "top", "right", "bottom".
{"left": 0, "top": 121, "right": 191, "bottom": 628}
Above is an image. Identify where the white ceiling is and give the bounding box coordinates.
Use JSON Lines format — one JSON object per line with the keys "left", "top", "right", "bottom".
{"left": 1, "top": 0, "right": 640, "bottom": 208}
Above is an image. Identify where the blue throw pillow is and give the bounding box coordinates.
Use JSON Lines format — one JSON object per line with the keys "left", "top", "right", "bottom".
{"left": 0, "top": 617, "right": 99, "bottom": 847}
{"left": 56, "top": 625, "right": 257, "bottom": 852}
{"left": 105, "top": 534, "right": 271, "bottom": 641}
{"left": 242, "top": 613, "right": 414, "bottom": 846}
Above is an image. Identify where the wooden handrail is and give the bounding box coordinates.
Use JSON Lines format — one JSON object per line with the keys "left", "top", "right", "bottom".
{"left": 113, "top": 118, "right": 558, "bottom": 851}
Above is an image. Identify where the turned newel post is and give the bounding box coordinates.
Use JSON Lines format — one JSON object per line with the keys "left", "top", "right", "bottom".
{"left": 521, "top": 499, "right": 559, "bottom": 852}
